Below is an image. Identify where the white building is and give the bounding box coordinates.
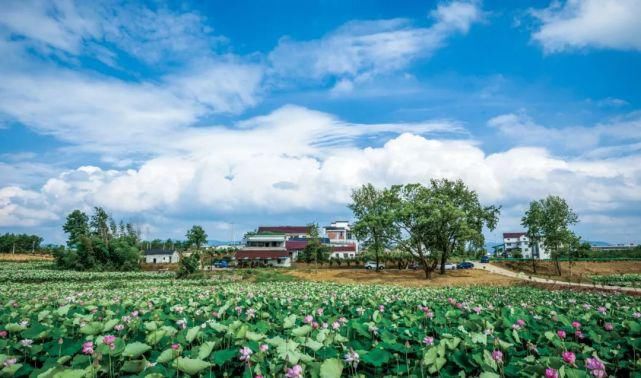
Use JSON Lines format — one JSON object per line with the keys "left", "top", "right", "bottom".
{"left": 144, "top": 249, "right": 180, "bottom": 264}
{"left": 235, "top": 233, "right": 291, "bottom": 267}
{"left": 502, "top": 232, "right": 550, "bottom": 259}
{"left": 323, "top": 221, "right": 359, "bottom": 258}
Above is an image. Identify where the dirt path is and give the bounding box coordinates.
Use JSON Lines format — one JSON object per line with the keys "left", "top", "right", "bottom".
{"left": 288, "top": 268, "right": 518, "bottom": 287}
{"left": 476, "top": 263, "right": 641, "bottom": 293}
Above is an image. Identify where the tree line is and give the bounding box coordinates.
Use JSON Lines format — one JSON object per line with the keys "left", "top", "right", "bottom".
{"left": 0, "top": 233, "right": 43, "bottom": 254}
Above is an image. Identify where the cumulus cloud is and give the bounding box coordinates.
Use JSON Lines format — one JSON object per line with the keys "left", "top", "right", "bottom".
{"left": 531, "top": 0, "right": 641, "bottom": 53}
{"left": 3, "top": 106, "right": 641, "bottom": 242}
{"left": 269, "top": 1, "right": 483, "bottom": 88}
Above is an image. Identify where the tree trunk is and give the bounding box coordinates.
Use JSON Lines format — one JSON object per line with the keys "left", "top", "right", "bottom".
{"left": 423, "top": 265, "right": 432, "bottom": 279}
{"left": 439, "top": 253, "right": 446, "bottom": 275}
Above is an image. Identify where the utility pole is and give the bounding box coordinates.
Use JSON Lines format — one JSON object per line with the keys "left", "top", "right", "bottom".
{"left": 12, "top": 242, "right": 15, "bottom": 255}
{"left": 32, "top": 240, "right": 35, "bottom": 254}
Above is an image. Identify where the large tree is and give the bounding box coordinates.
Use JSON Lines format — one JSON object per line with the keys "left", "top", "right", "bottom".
{"left": 186, "top": 225, "right": 208, "bottom": 250}
{"left": 387, "top": 180, "right": 500, "bottom": 277}
{"left": 349, "top": 184, "right": 398, "bottom": 271}
{"left": 522, "top": 195, "right": 579, "bottom": 276}
{"left": 427, "top": 179, "right": 500, "bottom": 275}
{"left": 62, "top": 210, "right": 89, "bottom": 248}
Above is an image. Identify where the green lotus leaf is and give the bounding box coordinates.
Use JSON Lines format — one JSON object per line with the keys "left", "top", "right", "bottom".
{"left": 122, "top": 342, "right": 151, "bottom": 358}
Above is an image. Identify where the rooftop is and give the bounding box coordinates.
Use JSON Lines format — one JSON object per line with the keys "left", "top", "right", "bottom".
{"left": 143, "top": 249, "right": 176, "bottom": 256}
{"left": 257, "top": 226, "right": 311, "bottom": 234}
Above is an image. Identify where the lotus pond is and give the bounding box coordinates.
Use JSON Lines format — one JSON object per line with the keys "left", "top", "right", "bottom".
{"left": 1, "top": 264, "right": 641, "bottom": 377}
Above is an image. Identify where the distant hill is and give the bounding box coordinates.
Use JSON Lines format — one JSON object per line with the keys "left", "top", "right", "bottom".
{"left": 587, "top": 241, "right": 611, "bottom": 247}
{"left": 208, "top": 240, "right": 242, "bottom": 247}
{"left": 484, "top": 241, "right": 502, "bottom": 253}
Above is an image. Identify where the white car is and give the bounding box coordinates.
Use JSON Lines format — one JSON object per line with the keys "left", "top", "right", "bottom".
{"left": 364, "top": 261, "right": 385, "bottom": 270}
{"left": 443, "top": 263, "right": 457, "bottom": 270}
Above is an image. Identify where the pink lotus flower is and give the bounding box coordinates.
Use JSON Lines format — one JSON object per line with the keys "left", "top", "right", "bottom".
{"left": 516, "top": 319, "right": 526, "bottom": 327}
{"left": 317, "top": 308, "right": 324, "bottom": 316}
{"left": 171, "top": 343, "right": 180, "bottom": 350}
{"left": 557, "top": 330, "right": 566, "bottom": 339}
{"left": 545, "top": 368, "right": 559, "bottom": 378}
{"left": 239, "top": 346, "right": 253, "bottom": 362}
{"left": 0, "top": 330, "right": 7, "bottom": 338}
{"left": 332, "top": 321, "right": 340, "bottom": 330}
{"left": 492, "top": 350, "right": 503, "bottom": 363}
{"left": 259, "top": 344, "right": 269, "bottom": 352}
{"left": 597, "top": 306, "right": 607, "bottom": 314}
{"left": 423, "top": 336, "right": 434, "bottom": 345}
{"left": 103, "top": 335, "right": 116, "bottom": 345}
{"left": 586, "top": 357, "right": 606, "bottom": 378}
{"left": 604, "top": 322, "right": 613, "bottom": 331}
{"left": 634, "top": 312, "right": 641, "bottom": 319}
{"left": 304, "top": 315, "right": 314, "bottom": 324}
{"left": 114, "top": 324, "right": 124, "bottom": 331}
{"left": 286, "top": 364, "right": 303, "bottom": 378}
{"left": 562, "top": 351, "right": 576, "bottom": 364}
{"left": 312, "top": 322, "right": 319, "bottom": 329}
{"left": 571, "top": 321, "right": 581, "bottom": 329}
{"left": 378, "top": 305, "right": 385, "bottom": 312}
{"left": 575, "top": 330, "right": 584, "bottom": 339}
{"left": 82, "top": 341, "right": 94, "bottom": 355}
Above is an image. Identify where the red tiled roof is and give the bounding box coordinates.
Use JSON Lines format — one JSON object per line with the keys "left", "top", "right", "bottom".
{"left": 235, "top": 250, "right": 290, "bottom": 260}
{"left": 286, "top": 240, "right": 308, "bottom": 251}
{"left": 503, "top": 232, "right": 526, "bottom": 238}
{"left": 258, "top": 226, "right": 310, "bottom": 234}
{"left": 332, "top": 244, "right": 356, "bottom": 252}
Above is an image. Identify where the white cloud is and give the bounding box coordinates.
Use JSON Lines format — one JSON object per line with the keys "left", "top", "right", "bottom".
{"left": 0, "top": 0, "right": 224, "bottom": 65}
{"left": 531, "top": 0, "right": 641, "bottom": 53}
{"left": 488, "top": 112, "right": 641, "bottom": 155}
{"left": 269, "top": 1, "right": 483, "bottom": 87}
{"left": 3, "top": 106, "right": 641, "bottom": 242}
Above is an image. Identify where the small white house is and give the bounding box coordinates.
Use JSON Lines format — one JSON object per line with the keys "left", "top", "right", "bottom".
{"left": 144, "top": 249, "right": 180, "bottom": 264}
{"left": 502, "top": 232, "right": 550, "bottom": 259}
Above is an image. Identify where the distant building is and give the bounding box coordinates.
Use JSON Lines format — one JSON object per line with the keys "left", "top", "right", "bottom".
{"left": 257, "top": 226, "right": 311, "bottom": 238}
{"left": 323, "top": 221, "right": 359, "bottom": 259}
{"left": 495, "top": 232, "right": 549, "bottom": 259}
{"left": 144, "top": 249, "right": 179, "bottom": 264}
{"left": 591, "top": 243, "right": 640, "bottom": 251}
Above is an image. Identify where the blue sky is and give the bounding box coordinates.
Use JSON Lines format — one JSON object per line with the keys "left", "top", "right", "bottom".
{"left": 1, "top": 0, "right": 641, "bottom": 244}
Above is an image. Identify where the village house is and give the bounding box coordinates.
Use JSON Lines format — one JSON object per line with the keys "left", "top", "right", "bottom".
{"left": 143, "top": 248, "right": 180, "bottom": 264}
{"left": 494, "top": 232, "right": 550, "bottom": 259}
{"left": 323, "top": 221, "right": 359, "bottom": 259}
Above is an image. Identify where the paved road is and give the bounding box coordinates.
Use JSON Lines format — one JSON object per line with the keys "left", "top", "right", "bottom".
{"left": 473, "top": 262, "right": 641, "bottom": 294}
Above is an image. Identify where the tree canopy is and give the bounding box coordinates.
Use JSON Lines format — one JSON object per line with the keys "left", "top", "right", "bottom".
{"left": 186, "top": 225, "right": 208, "bottom": 250}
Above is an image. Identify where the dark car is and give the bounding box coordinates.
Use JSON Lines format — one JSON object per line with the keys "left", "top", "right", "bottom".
{"left": 480, "top": 256, "right": 490, "bottom": 263}
{"left": 212, "top": 260, "right": 229, "bottom": 268}
{"left": 457, "top": 261, "right": 474, "bottom": 269}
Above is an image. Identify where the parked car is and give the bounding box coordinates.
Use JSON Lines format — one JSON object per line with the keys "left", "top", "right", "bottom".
{"left": 212, "top": 260, "right": 229, "bottom": 268}
{"left": 364, "top": 261, "right": 385, "bottom": 270}
{"left": 457, "top": 261, "right": 474, "bottom": 269}
{"left": 480, "top": 256, "right": 490, "bottom": 263}
{"left": 408, "top": 262, "right": 421, "bottom": 270}
{"left": 443, "top": 263, "right": 457, "bottom": 270}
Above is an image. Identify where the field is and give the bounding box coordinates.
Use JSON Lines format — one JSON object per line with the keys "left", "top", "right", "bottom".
{"left": 1, "top": 263, "right": 641, "bottom": 377}
{"left": 494, "top": 260, "right": 641, "bottom": 283}
{"left": 288, "top": 268, "right": 518, "bottom": 287}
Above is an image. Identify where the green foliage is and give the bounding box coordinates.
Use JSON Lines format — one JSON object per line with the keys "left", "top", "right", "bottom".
{"left": 57, "top": 208, "right": 141, "bottom": 271}
{"left": 2, "top": 263, "right": 641, "bottom": 376}
{"left": 0, "top": 233, "right": 43, "bottom": 253}
{"left": 300, "top": 223, "right": 330, "bottom": 264}
{"left": 186, "top": 225, "right": 208, "bottom": 250}
{"left": 349, "top": 184, "right": 398, "bottom": 270}
{"left": 177, "top": 252, "right": 201, "bottom": 278}
{"left": 350, "top": 180, "right": 500, "bottom": 278}
{"left": 522, "top": 195, "right": 579, "bottom": 275}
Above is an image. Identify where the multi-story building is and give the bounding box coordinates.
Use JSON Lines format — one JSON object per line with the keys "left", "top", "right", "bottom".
{"left": 323, "top": 221, "right": 359, "bottom": 259}
{"left": 500, "top": 232, "right": 549, "bottom": 259}
{"left": 235, "top": 232, "right": 291, "bottom": 267}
